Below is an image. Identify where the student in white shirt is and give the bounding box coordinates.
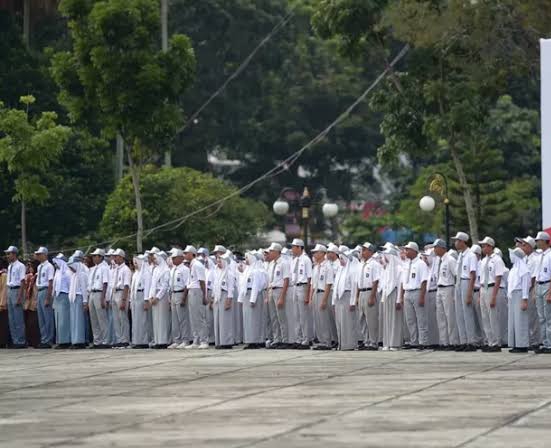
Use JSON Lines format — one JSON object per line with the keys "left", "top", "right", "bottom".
{"left": 356, "top": 243, "right": 381, "bottom": 350}
{"left": 111, "top": 249, "right": 131, "bottom": 347}
{"left": 67, "top": 256, "right": 88, "bottom": 348}
{"left": 534, "top": 231, "right": 551, "bottom": 353}
{"left": 380, "top": 243, "right": 404, "bottom": 350}
{"left": 87, "top": 248, "right": 110, "bottom": 348}
{"left": 452, "top": 232, "right": 479, "bottom": 351}
{"left": 433, "top": 241, "right": 458, "bottom": 349}
{"left": 400, "top": 242, "right": 430, "bottom": 349}
{"left": 507, "top": 247, "right": 531, "bottom": 353}
{"left": 34, "top": 246, "right": 55, "bottom": 348}
{"left": 266, "top": 242, "right": 291, "bottom": 349}
{"left": 239, "top": 251, "right": 268, "bottom": 349}
{"left": 290, "top": 238, "right": 313, "bottom": 349}
{"left": 4, "top": 246, "right": 26, "bottom": 347}
{"left": 478, "top": 237, "right": 506, "bottom": 351}
{"left": 147, "top": 252, "right": 171, "bottom": 348}
{"left": 332, "top": 247, "right": 358, "bottom": 351}
{"left": 168, "top": 248, "right": 191, "bottom": 349}
{"left": 310, "top": 244, "right": 334, "bottom": 350}
{"left": 53, "top": 255, "right": 72, "bottom": 348}
{"left": 130, "top": 255, "right": 151, "bottom": 349}
{"left": 183, "top": 246, "right": 209, "bottom": 349}
{"left": 212, "top": 251, "right": 236, "bottom": 349}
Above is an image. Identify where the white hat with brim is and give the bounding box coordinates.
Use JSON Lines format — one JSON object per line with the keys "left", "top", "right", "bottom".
{"left": 34, "top": 246, "right": 48, "bottom": 255}
{"left": 4, "top": 246, "right": 18, "bottom": 254}
{"left": 451, "top": 232, "right": 469, "bottom": 242}
{"left": 361, "top": 242, "right": 377, "bottom": 253}
{"left": 183, "top": 245, "right": 197, "bottom": 255}
{"left": 327, "top": 243, "right": 339, "bottom": 254}
{"left": 430, "top": 239, "right": 447, "bottom": 249}
{"left": 471, "top": 244, "right": 482, "bottom": 255}
{"left": 311, "top": 244, "right": 327, "bottom": 253}
{"left": 404, "top": 242, "right": 419, "bottom": 253}
{"left": 213, "top": 245, "right": 226, "bottom": 253}
{"left": 478, "top": 236, "right": 495, "bottom": 247}
{"left": 113, "top": 248, "right": 126, "bottom": 258}
{"left": 509, "top": 247, "right": 526, "bottom": 259}
{"left": 268, "top": 242, "right": 282, "bottom": 252}
{"left": 170, "top": 248, "right": 184, "bottom": 258}
{"left": 291, "top": 238, "right": 304, "bottom": 247}
{"left": 535, "top": 231, "right": 551, "bottom": 242}
{"left": 90, "top": 248, "right": 105, "bottom": 257}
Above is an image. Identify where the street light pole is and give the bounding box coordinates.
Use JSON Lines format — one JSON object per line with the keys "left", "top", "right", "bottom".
{"left": 300, "top": 187, "right": 311, "bottom": 249}
{"left": 429, "top": 172, "right": 450, "bottom": 248}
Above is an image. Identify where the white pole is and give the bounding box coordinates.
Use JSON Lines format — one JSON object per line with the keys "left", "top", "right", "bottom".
{"left": 541, "top": 39, "right": 551, "bottom": 231}
{"left": 161, "top": 0, "right": 172, "bottom": 167}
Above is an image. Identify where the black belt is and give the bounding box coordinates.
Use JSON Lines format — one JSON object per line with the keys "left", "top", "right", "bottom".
{"left": 474, "top": 288, "right": 480, "bottom": 292}
{"left": 115, "top": 288, "right": 125, "bottom": 292}
{"left": 429, "top": 289, "right": 437, "bottom": 293}
{"left": 37, "top": 286, "right": 48, "bottom": 291}
{"left": 271, "top": 287, "right": 282, "bottom": 290}
{"left": 316, "top": 289, "right": 325, "bottom": 293}
{"left": 172, "top": 290, "right": 185, "bottom": 293}
{"left": 405, "top": 289, "right": 420, "bottom": 292}
{"left": 91, "top": 289, "right": 103, "bottom": 293}
{"left": 485, "top": 283, "right": 495, "bottom": 288}
{"left": 137, "top": 289, "right": 144, "bottom": 292}
{"left": 8, "top": 286, "right": 20, "bottom": 290}
{"left": 538, "top": 281, "right": 550, "bottom": 285}
{"left": 438, "top": 285, "right": 453, "bottom": 288}
{"left": 296, "top": 283, "right": 308, "bottom": 286}
{"left": 358, "top": 288, "right": 372, "bottom": 292}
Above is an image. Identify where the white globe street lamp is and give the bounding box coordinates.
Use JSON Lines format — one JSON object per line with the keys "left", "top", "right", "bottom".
{"left": 273, "top": 199, "right": 290, "bottom": 216}
{"left": 322, "top": 203, "right": 339, "bottom": 218}
{"left": 419, "top": 195, "right": 436, "bottom": 212}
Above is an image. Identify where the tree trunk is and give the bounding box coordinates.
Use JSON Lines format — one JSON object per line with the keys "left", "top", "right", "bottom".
{"left": 21, "top": 200, "right": 27, "bottom": 258}
{"left": 127, "top": 147, "right": 144, "bottom": 253}
{"left": 115, "top": 133, "right": 124, "bottom": 182}
{"left": 23, "top": 0, "right": 30, "bottom": 47}
{"left": 449, "top": 144, "right": 479, "bottom": 242}
{"left": 161, "top": 0, "right": 171, "bottom": 168}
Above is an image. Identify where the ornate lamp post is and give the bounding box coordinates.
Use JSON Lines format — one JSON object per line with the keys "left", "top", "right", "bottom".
{"left": 419, "top": 172, "right": 450, "bottom": 248}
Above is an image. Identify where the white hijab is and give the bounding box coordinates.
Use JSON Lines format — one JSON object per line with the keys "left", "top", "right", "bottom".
{"left": 508, "top": 248, "right": 529, "bottom": 295}
{"left": 68, "top": 261, "right": 88, "bottom": 303}
{"left": 382, "top": 245, "right": 402, "bottom": 299}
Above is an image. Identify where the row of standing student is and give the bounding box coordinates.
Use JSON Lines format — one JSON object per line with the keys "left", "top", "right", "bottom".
{"left": 2, "top": 230, "right": 550, "bottom": 353}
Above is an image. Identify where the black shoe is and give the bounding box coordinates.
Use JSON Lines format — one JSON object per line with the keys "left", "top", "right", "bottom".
{"left": 9, "top": 344, "right": 27, "bottom": 349}
{"left": 54, "top": 344, "right": 71, "bottom": 350}
{"left": 543, "top": 347, "right": 551, "bottom": 354}
{"left": 509, "top": 347, "right": 528, "bottom": 353}
{"left": 464, "top": 345, "right": 477, "bottom": 352}
{"left": 488, "top": 346, "right": 502, "bottom": 352}
{"left": 296, "top": 343, "right": 310, "bottom": 350}
{"left": 312, "top": 345, "right": 332, "bottom": 351}
{"left": 481, "top": 345, "right": 489, "bottom": 352}
{"left": 367, "top": 346, "right": 378, "bottom": 351}
{"left": 153, "top": 344, "right": 168, "bottom": 349}
{"left": 132, "top": 344, "right": 149, "bottom": 349}
{"left": 37, "top": 343, "right": 52, "bottom": 349}
{"left": 402, "top": 344, "right": 413, "bottom": 350}
{"left": 243, "top": 344, "right": 260, "bottom": 350}
{"left": 71, "top": 344, "right": 87, "bottom": 350}
{"left": 529, "top": 345, "right": 541, "bottom": 352}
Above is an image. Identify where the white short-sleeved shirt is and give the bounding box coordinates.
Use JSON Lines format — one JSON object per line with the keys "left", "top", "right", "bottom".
{"left": 458, "top": 249, "right": 478, "bottom": 280}
{"left": 357, "top": 258, "right": 381, "bottom": 290}
{"left": 479, "top": 254, "right": 506, "bottom": 286}
{"left": 7, "top": 260, "right": 26, "bottom": 287}
{"left": 88, "top": 261, "right": 110, "bottom": 291}
{"left": 268, "top": 256, "right": 290, "bottom": 288}
{"left": 536, "top": 249, "right": 551, "bottom": 283}
{"left": 187, "top": 259, "right": 206, "bottom": 289}
{"left": 311, "top": 259, "right": 334, "bottom": 292}
{"left": 291, "top": 253, "right": 312, "bottom": 285}
{"left": 36, "top": 261, "right": 55, "bottom": 288}
{"left": 437, "top": 253, "right": 456, "bottom": 287}
{"left": 114, "top": 263, "right": 132, "bottom": 290}
{"left": 402, "top": 256, "right": 430, "bottom": 291}
{"left": 170, "top": 264, "right": 190, "bottom": 292}
{"left": 527, "top": 252, "right": 538, "bottom": 279}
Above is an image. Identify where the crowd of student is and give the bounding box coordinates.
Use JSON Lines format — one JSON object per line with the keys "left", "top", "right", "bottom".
{"left": 1, "top": 229, "right": 550, "bottom": 354}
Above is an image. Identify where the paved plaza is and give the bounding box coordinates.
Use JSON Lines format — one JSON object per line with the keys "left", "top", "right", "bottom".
{"left": 1, "top": 348, "right": 551, "bottom": 447}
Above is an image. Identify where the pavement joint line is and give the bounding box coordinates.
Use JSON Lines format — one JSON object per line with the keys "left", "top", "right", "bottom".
{"left": 42, "top": 350, "right": 429, "bottom": 447}
{"left": 233, "top": 354, "right": 534, "bottom": 448}
{"left": 0, "top": 354, "right": 114, "bottom": 373}
{"left": 453, "top": 382, "right": 551, "bottom": 447}
{"left": 0, "top": 348, "right": 246, "bottom": 396}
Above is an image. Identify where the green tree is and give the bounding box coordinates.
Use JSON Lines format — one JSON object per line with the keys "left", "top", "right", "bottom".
{"left": 51, "top": 0, "right": 195, "bottom": 251}
{"left": 100, "top": 167, "right": 269, "bottom": 251}
{"left": 0, "top": 95, "right": 71, "bottom": 255}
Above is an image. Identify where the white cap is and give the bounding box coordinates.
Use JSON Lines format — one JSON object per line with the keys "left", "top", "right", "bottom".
{"left": 106, "top": 248, "right": 115, "bottom": 256}
{"left": 451, "top": 232, "right": 469, "bottom": 242}
{"left": 170, "top": 248, "right": 184, "bottom": 258}
{"left": 338, "top": 245, "right": 350, "bottom": 255}
{"left": 213, "top": 245, "right": 226, "bottom": 254}
{"left": 509, "top": 247, "right": 526, "bottom": 259}
{"left": 158, "top": 251, "right": 168, "bottom": 260}
{"left": 327, "top": 243, "right": 339, "bottom": 254}
{"left": 361, "top": 242, "right": 377, "bottom": 253}
{"left": 521, "top": 236, "right": 536, "bottom": 249}
{"left": 4, "top": 246, "right": 18, "bottom": 254}
{"left": 55, "top": 253, "right": 66, "bottom": 261}
{"left": 291, "top": 238, "right": 304, "bottom": 247}
{"left": 268, "top": 242, "right": 282, "bottom": 252}
{"left": 471, "top": 244, "right": 482, "bottom": 255}
{"left": 404, "top": 242, "right": 419, "bottom": 253}
{"left": 90, "top": 248, "right": 105, "bottom": 256}
{"left": 478, "top": 236, "right": 495, "bottom": 247}
{"left": 183, "top": 245, "right": 197, "bottom": 254}
{"left": 311, "top": 244, "right": 327, "bottom": 253}
{"left": 113, "top": 248, "right": 126, "bottom": 258}
{"left": 431, "top": 239, "right": 447, "bottom": 249}
{"left": 535, "top": 231, "right": 551, "bottom": 242}
{"left": 34, "top": 246, "right": 48, "bottom": 255}
{"left": 198, "top": 247, "right": 210, "bottom": 256}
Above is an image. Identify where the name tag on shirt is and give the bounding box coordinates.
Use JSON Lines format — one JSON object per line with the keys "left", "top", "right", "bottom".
{"left": 411, "top": 273, "right": 416, "bottom": 279}
{"left": 320, "top": 275, "right": 324, "bottom": 281}
{"left": 276, "top": 270, "right": 281, "bottom": 277}
{"left": 365, "top": 272, "right": 370, "bottom": 278}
